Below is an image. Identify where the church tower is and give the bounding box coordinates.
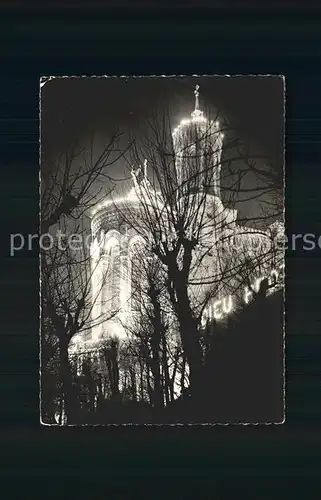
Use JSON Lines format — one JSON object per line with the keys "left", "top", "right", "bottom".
{"left": 172, "top": 85, "right": 224, "bottom": 198}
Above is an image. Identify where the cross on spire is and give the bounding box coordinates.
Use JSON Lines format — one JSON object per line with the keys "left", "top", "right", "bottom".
{"left": 194, "top": 84, "right": 200, "bottom": 111}
{"left": 191, "top": 84, "right": 204, "bottom": 120}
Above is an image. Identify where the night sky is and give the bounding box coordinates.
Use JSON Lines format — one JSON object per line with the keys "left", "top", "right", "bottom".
{"left": 41, "top": 75, "right": 284, "bottom": 219}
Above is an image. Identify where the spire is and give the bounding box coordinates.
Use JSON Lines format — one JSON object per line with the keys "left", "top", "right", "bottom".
{"left": 191, "top": 84, "right": 204, "bottom": 121}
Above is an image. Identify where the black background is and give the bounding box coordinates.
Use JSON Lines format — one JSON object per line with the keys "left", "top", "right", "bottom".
{"left": 0, "top": 5, "right": 321, "bottom": 498}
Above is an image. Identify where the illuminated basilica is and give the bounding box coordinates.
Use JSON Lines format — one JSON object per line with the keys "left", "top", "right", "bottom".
{"left": 69, "top": 86, "right": 284, "bottom": 367}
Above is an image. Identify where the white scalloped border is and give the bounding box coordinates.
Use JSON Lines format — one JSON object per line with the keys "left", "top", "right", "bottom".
{"left": 39, "top": 74, "right": 286, "bottom": 427}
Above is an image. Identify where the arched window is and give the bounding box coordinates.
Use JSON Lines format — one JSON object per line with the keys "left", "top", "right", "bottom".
{"left": 130, "top": 253, "right": 142, "bottom": 313}
{"left": 110, "top": 244, "right": 121, "bottom": 313}
{"left": 102, "top": 235, "right": 121, "bottom": 315}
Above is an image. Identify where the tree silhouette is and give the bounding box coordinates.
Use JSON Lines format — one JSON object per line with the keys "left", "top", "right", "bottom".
{"left": 41, "top": 132, "right": 128, "bottom": 233}
{"left": 111, "top": 101, "right": 283, "bottom": 400}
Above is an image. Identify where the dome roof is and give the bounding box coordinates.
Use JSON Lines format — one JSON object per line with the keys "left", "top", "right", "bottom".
{"left": 91, "top": 186, "right": 140, "bottom": 218}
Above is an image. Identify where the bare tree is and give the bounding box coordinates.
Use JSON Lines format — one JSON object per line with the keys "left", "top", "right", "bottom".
{"left": 112, "top": 101, "right": 283, "bottom": 399}
{"left": 40, "top": 218, "right": 119, "bottom": 423}
{"left": 41, "top": 132, "right": 128, "bottom": 233}
{"left": 121, "top": 247, "right": 169, "bottom": 409}
{"left": 40, "top": 125, "right": 129, "bottom": 423}
{"left": 70, "top": 336, "right": 121, "bottom": 421}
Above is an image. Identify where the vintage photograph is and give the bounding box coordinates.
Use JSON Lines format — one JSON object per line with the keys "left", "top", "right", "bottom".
{"left": 40, "top": 75, "right": 285, "bottom": 425}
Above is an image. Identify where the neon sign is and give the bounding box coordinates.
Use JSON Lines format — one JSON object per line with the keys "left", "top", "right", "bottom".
{"left": 201, "top": 265, "right": 284, "bottom": 327}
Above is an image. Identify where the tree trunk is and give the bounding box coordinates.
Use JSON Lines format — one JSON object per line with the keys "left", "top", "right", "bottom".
{"left": 169, "top": 352, "right": 179, "bottom": 402}
{"left": 150, "top": 302, "right": 164, "bottom": 410}
{"left": 180, "top": 355, "right": 186, "bottom": 394}
{"left": 110, "top": 344, "right": 120, "bottom": 400}
{"left": 129, "top": 368, "right": 137, "bottom": 401}
{"left": 139, "top": 359, "right": 145, "bottom": 401}
{"left": 104, "top": 344, "right": 120, "bottom": 401}
{"left": 166, "top": 250, "right": 203, "bottom": 400}
{"left": 146, "top": 365, "right": 153, "bottom": 406}
{"left": 58, "top": 335, "right": 73, "bottom": 424}
{"left": 150, "top": 355, "right": 163, "bottom": 409}
{"left": 174, "top": 281, "right": 203, "bottom": 399}
{"left": 161, "top": 335, "right": 171, "bottom": 406}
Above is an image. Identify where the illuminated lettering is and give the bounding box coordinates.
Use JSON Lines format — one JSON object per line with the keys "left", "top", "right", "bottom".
{"left": 201, "top": 263, "right": 284, "bottom": 328}
{"left": 244, "top": 286, "right": 253, "bottom": 304}
{"left": 254, "top": 276, "right": 265, "bottom": 293}
{"left": 269, "top": 269, "right": 278, "bottom": 286}
{"left": 222, "top": 295, "right": 233, "bottom": 315}
{"left": 201, "top": 308, "right": 209, "bottom": 327}
{"left": 213, "top": 300, "right": 223, "bottom": 319}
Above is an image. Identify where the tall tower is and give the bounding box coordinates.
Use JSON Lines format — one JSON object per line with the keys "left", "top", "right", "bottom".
{"left": 172, "top": 85, "right": 224, "bottom": 198}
